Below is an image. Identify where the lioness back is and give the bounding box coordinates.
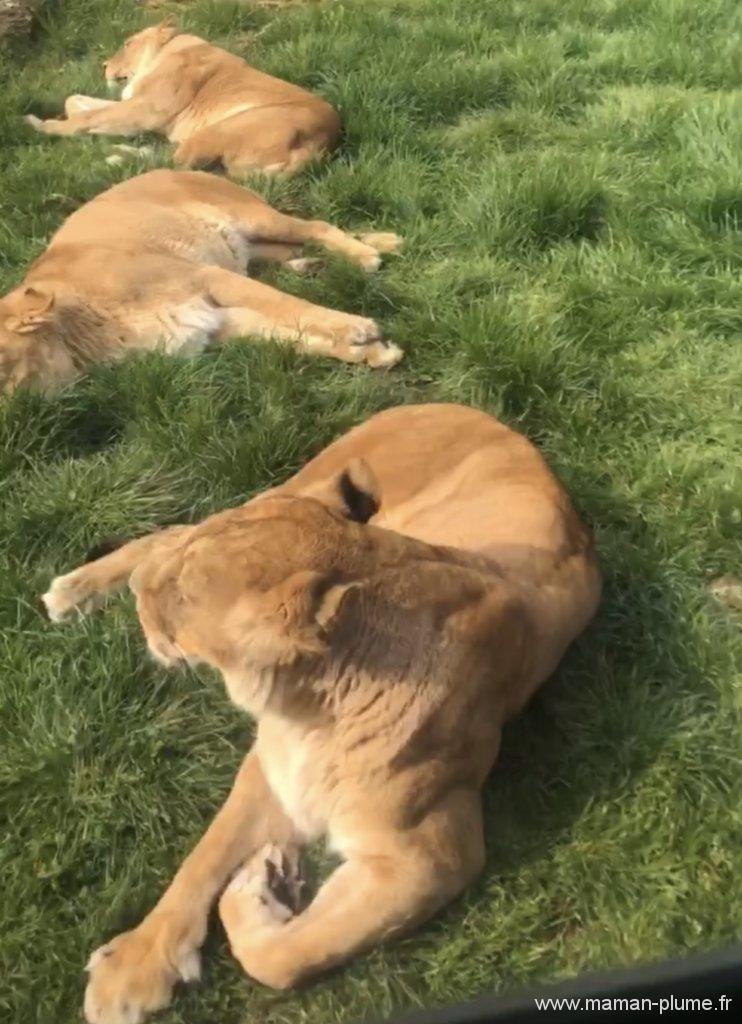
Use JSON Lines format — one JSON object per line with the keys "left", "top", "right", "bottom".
{"left": 284, "top": 404, "right": 583, "bottom": 558}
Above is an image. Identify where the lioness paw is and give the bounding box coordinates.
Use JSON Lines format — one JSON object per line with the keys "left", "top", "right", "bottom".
{"left": 41, "top": 570, "right": 101, "bottom": 622}
{"left": 350, "top": 338, "right": 404, "bottom": 369}
{"left": 285, "top": 257, "right": 324, "bottom": 275}
{"left": 331, "top": 318, "right": 404, "bottom": 367}
{"left": 356, "top": 232, "right": 404, "bottom": 255}
{"left": 219, "top": 846, "right": 304, "bottom": 989}
{"left": 84, "top": 922, "right": 202, "bottom": 1024}
{"left": 356, "top": 251, "right": 382, "bottom": 273}
{"left": 219, "top": 844, "right": 301, "bottom": 936}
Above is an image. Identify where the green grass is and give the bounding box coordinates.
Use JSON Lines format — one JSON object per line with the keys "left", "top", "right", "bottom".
{"left": 1, "top": 0, "right": 741, "bottom": 1022}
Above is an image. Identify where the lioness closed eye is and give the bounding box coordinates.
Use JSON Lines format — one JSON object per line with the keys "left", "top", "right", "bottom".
{"left": 43, "top": 404, "right": 601, "bottom": 1024}
{"left": 0, "top": 168, "right": 403, "bottom": 394}
{"left": 25, "top": 18, "right": 341, "bottom": 177}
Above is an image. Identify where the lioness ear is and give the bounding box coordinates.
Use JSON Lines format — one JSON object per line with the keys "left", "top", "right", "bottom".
{"left": 157, "top": 16, "right": 179, "bottom": 39}
{"left": 307, "top": 458, "right": 381, "bottom": 523}
{"left": 339, "top": 459, "right": 380, "bottom": 523}
{"left": 314, "top": 578, "right": 358, "bottom": 632}
{"left": 24, "top": 286, "right": 54, "bottom": 314}
{"left": 4, "top": 287, "right": 55, "bottom": 334}
{"left": 267, "top": 570, "right": 357, "bottom": 654}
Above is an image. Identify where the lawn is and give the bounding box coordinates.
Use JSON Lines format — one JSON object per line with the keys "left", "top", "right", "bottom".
{"left": 1, "top": 1, "right": 741, "bottom": 1022}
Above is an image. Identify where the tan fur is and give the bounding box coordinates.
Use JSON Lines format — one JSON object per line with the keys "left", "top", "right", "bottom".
{"left": 0, "top": 169, "right": 403, "bottom": 393}
{"left": 43, "top": 404, "right": 601, "bottom": 1024}
{"left": 25, "top": 19, "right": 341, "bottom": 176}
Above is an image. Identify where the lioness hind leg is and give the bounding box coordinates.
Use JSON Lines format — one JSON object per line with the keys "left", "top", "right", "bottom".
{"left": 172, "top": 166, "right": 400, "bottom": 272}
{"left": 173, "top": 117, "right": 302, "bottom": 175}
{"left": 226, "top": 141, "right": 325, "bottom": 178}
{"left": 249, "top": 242, "right": 304, "bottom": 264}
{"left": 238, "top": 208, "right": 395, "bottom": 273}
{"left": 42, "top": 525, "right": 193, "bottom": 622}
{"left": 200, "top": 266, "right": 403, "bottom": 367}
{"left": 214, "top": 109, "right": 317, "bottom": 178}
{"left": 173, "top": 126, "right": 226, "bottom": 171}
{"left": 248, "top": 242, "right": 322, "bottom": 276}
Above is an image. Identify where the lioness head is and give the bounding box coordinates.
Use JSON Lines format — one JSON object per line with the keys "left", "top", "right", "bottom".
{"left": 129, "top": 461, "right": 381, "bottom": 713}
{"left": 0, "top": 286, "right": 77, "bottom": 395}
{"left": 104, "top": 18, "right": 180, "bottom": 87}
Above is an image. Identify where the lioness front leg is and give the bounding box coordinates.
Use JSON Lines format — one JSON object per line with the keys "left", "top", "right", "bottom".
{"left": 42, "top": 525, "right": 194, "bottom": 622}
{"left": 201, "top": 267, "right": 403, "bottom": 368}
{"left": 65, "top": 95, "right": 117, "bottom": 117}
{"left": 25, "top": 97, "right": 168, "bottom": 137}
{"left": 84, "top": 752, "right": 297, "bottom": 1024}
{"left": 220, "top": 792, "right": 485, "bottom": 989}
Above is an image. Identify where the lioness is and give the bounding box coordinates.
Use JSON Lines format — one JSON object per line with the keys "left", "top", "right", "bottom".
{"left": 0, "top": 169, "right": 402, "bottom": 394}
{"left": 43, "top": 403, "right": 601, "bottom": 1024}
{"left": 25, "top": 19, "right": 341, "bottom": 176}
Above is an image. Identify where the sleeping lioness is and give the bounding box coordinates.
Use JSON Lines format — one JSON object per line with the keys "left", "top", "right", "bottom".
{"left": 25, "top": 19, "right": 341, "bottom": 176}
{"left": 42, "top": 403, "right": 601, "bottom": 1024}
{"left": 0, "top": 168, "right": 402, "bottom": 393}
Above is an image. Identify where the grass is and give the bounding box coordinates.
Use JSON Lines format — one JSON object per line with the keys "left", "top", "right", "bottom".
{"left": 1, "top": 0, "right": 741, "bottom": 1022}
